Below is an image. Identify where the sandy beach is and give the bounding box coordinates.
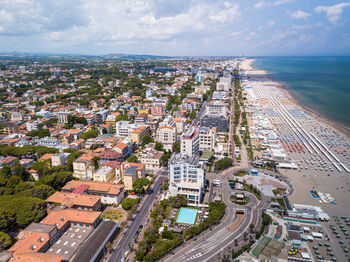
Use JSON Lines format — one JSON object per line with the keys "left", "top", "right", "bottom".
{"left": 240, "top": 58, "right": 350, "bottom": 217}
{"left": 241, "top": 58, "right": 350, "bottom": 138}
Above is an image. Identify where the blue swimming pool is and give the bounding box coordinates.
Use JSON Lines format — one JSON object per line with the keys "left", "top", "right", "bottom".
{"left": 176, "top": 207, "right": 198, "bottom": 225}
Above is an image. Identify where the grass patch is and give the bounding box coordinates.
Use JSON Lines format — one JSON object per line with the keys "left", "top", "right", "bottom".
{"left": 164, "top": 206, "right": 171, "bottom": 218}
{"left": 272, "top": 198, "right": 287, "bottom": 211}
{"left": 101, "top": 209, "right": 124, "bottom": 221}
{"left": 272, "top": 188, "right": 286, "bottom": 196}
{"left": 234, "top": 170, "right": 249, "bottom": 176}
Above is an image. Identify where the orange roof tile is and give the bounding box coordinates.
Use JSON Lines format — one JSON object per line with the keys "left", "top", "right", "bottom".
{"left": 46, "top": 192, "right": 101, "bottom": 208}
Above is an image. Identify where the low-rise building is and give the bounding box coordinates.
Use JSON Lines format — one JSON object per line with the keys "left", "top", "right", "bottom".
{"left": 62, "top": 180, "right": 125, "bottom": 205}
{"left": 131, "top": 126, "right": 150, "bottom": 145}
{"left": 156, "top": 126, "right": 177, "bottom": 146}
{"left": 139, "top": 148, "right": 163, "bottom": 172}
{"left": 93, "top": 166, "right": 115, "bottom": 182}
{"left": 46, "top": 192, "right": 102, "bottom": 211}
{"left": 123, "top": 166, "right": 138, "bottom": 190}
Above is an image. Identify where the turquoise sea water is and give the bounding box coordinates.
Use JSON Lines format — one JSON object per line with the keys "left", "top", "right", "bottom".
{"left": 252, "top": 57, "right": 350, "bottom": 128}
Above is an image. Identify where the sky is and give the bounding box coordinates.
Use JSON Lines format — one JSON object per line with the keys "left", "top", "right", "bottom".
{"left": 0, "top": 0, "right": 350, "bottom": 56}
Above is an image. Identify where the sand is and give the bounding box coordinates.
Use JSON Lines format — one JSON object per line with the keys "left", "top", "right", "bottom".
{"left": 240, "top": 58, "right": 350, "bottom": 217}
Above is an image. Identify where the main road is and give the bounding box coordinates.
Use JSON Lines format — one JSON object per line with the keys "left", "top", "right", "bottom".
{"left": 191, "top": 101, "right": 207, "bottom": 127}
{"left": 107, "top": 169, "right": 167, "bottom": 262}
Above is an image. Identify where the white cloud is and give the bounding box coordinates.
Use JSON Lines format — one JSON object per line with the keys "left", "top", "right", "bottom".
{"left": 288, "top": 10, "right": 311, "bottom": 20}
{"left": 0, "top": 0, "right": 87, "bottom": 35}
{"left": 254, "top": 1, "right": 270, "bottom": 9}
{"left": 210, "top": 4, "right": 241, "bottom": 23}
{"left": 315, "top": 2, "right": 350, "bottom": 25}
{"left": 274, "top": 0, "right": 296, "bottom": 6}
{"left": 268, "top": 20, "right": 276, "bottom": 27}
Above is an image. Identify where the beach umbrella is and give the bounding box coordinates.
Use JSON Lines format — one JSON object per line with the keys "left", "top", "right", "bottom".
{"left": 315, "top": 250, "right": 320, "bottom": 255}
{"left": 329, "top": 252, "right": 334, "bottom": 256}
{"left": 325, "top": 242, "right": 330, "bottom": 247}
{"left": 327, "top": 247, "right": 332, "bottom": 251}
{"left": 340, "top": 240, "right": 344, "bottom": 244}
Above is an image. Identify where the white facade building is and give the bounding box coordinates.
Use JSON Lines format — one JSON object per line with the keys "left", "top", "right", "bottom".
{"left": 168, "top": 154, "right": 205, "bottom": 205}
{"left": 198, "top": 127, "right": 216, "bottom": 151}
{"left": 181, "top": 127, "right": 199, "bottom": 158}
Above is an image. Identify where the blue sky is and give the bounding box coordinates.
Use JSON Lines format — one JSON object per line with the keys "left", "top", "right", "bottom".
{"left": 0, "top": 0, "right": 350, "bottom": 56}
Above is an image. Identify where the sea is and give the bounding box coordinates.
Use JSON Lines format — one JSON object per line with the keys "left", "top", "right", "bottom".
{"left": 252, "top": 56, "right": 350, "bottom": 129}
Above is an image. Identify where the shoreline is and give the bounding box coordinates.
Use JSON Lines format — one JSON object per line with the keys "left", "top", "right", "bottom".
{"left": 246, "top": 58, "right": 350, "bottom": 139}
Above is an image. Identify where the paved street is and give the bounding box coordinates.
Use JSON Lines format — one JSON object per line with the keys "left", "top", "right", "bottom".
{"left": 107, "top": 169, "right": 167, "bottom": 262}
{"left": 191, "top": 101, "right": 207, "bottom": 127}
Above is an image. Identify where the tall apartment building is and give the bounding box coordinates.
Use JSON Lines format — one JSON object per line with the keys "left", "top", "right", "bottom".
{"left": 115, "top": 121, "right": 132, "bottom": 137}
{"left": 181, "top": 127, "right": 199, "bottom": 158}
{"left": 168, "top": 153, "right": 205, "bottom": 205}
{"left": 57, "top": 111, "right": 70, "bottom": 124}
{"left": 198, "top": 127, "right": 216, "bottom": 151}
{"left": 216, "top": 77, "right": 231, "bottom": 91}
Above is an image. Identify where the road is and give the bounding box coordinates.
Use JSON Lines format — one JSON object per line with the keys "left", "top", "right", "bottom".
{"left": 107, "top": 169, "right": 167, "bottom": 262}
{"left": 191, "top": 101, "right": 207, "bottom": 127}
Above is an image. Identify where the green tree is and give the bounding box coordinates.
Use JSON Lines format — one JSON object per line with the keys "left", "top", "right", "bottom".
{"left": 6, "top": 176, "right": 21, "bottom": 189}
{"left": 0, "top": 231, "right": 11, "bottom": 249}
{"left": 92, "top": 156, "right": 100, "bottom": 171}
{"left": 172, "top": 141, "right": 180, "bottom": 153}
{"left": 127, "top": 155, "right": 138, "bottom": 163}
{"left": 37, "top": 129, "right": 50, "bottom": 138}
{"left": 141, "top": 135, "right": 154, "bottom": 146}
{"left": 79, "top": 130, "right": 98, "bottom": 140}
{"left": 132, "top": 178, "right": 151, "bottom": 194}
{"left": 35, "top": 171, "right": 73, "bottom": 191}
{"left": 189, "top": 110, "right": 197, "bottom": 120}
{"left": 121, "top": 197, "right": 139, "bottom": 210}
{"left": 13, "top": 161, "right": 30, "bottom": 181}
{"left": 155, "top": 142, "right": 164, "bottom": 151}
{"left": 215, "top": 157, "right": 233, "bottom": 171}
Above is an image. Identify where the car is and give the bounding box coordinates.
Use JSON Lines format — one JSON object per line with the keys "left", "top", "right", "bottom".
{"left": 160, "top": 181, "right": 163, "bottom": 185}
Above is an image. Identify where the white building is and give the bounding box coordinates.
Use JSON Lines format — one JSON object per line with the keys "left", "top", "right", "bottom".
{"left": 51, "top": 153, "right": 70, "bottom": 166}
{"left": 205, "top": 101, "right": 229, "bottom": 117}
{"left": 57, "top": 111, "right": 70, "bottom": 124}
{"left": 168, "top": 154, "right": 206, "bottom": 205}
{"left": 93, "top": 166, "right": 115, "bottom": 182}
{"left": 198, "top": 127, "right": 216, "bottom": 151}
{"left": 116, "top": 121, "right": 132, "bottom": 138}
{"left": 216, "top": 77, "right": 231, "bottom": 91}
{"left": 26, "top": 121, "right": 39, "bottom": 132}
{"left": 156, "top": 126, "right": 177, "bottom": 150}
{"left": 181, "top": 127, "right": 199, "bottom": 158}
{"left": 36, "top": 109, "right": 52, "bottom": 119}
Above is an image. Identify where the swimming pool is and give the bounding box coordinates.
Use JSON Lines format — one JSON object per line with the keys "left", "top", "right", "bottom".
{"left": 176, "top": 207, "right": 198, "bottom": 225}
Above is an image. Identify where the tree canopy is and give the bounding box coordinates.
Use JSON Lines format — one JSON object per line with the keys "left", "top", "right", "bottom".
{"left": 215, "top": 157, "right": 233, "bottom": 171}
{"left": 121, "top": 197, "right": 139, "bottom": 210}
{"left": 132, "top": 178, "right": 151, "bottom": 194}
